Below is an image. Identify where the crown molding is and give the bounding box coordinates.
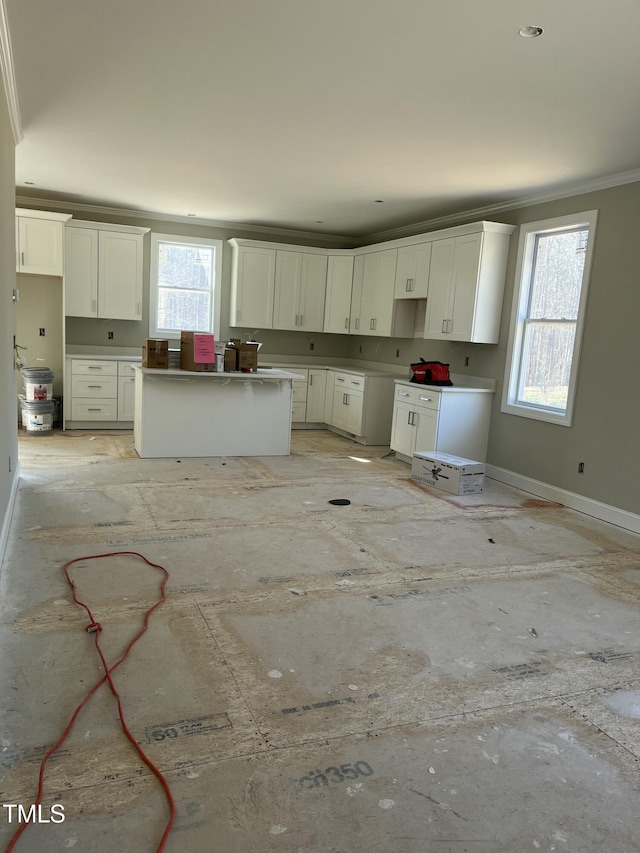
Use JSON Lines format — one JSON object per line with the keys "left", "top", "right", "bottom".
{"left": 360, "top": 168, "right": 640, "bottom": 245}
{"left": 17, "top": 166, "right": 640, "bottom": 248}
{"left": 14, "top": 194, "right": 350, "bottom": 246}
{"left": 0, "top": 0, "right": 23, "bottom": 144}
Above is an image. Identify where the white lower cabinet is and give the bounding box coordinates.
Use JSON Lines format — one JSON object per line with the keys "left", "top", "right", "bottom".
{"left": 291, "top": 368, "right": 309, "bottom": 422}
{"left": 326, "top": 370, "right": 394, "bottom": 444}
{"left": 117, "top": 361, "right": 137, "bottom": 420}
{"left": 390, "top": 381, "right": 494, "bottom": 462}
{"left": 306, "top": 369, "right": 327, "bottom": 422}
{"left": 65, "top": 358, "right": 141, "bottom": 427}
{"left": 332, "top": 384, "right": 364, "bottom": 434}
{"left": 279, "top": 365, "right": 395, "bottom": 445}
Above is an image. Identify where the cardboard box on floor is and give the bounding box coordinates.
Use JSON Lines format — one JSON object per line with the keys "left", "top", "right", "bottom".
{"left": 142, "top": 338, "right": 169, "bottom": 368}
{"left": 411, "top": 450, "right": 485, "bottom": 495}
{"left": 180, "top": 332, "right": 225, "bottom": 372}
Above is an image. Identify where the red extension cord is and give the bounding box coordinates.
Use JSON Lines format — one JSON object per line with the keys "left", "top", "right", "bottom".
{"left": 5, "top": 551, "right": 176, "bottom": 852}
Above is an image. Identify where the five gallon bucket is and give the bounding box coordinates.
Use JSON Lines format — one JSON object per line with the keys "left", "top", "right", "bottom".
{"left": 19, "top": 397, "right": 54, "bottom": 434}
{"left": 21, "top": 367, "right": 54, "bottom": 401}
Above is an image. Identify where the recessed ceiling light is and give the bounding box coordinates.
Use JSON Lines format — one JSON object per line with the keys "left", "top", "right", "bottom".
{"left": 519, "top": 25, "right": 543, "bottom": 38}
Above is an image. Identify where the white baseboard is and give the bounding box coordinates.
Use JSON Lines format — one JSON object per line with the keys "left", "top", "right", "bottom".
{"left": 0, "top": 463, "right": 20, "bottom": 569}
{"left": 486, "top": 464, "right": 640, "bottom": 535}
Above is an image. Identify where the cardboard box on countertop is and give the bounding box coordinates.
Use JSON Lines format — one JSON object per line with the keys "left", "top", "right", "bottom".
{"left": 142, "top": 338, "right": 169, "bottom": 369}
{"left": 180, "top": 331, "right": 225, "bottom": 372}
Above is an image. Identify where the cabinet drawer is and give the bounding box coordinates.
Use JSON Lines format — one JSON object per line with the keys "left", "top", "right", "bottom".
{"left": 394, "top": 383, "right": 440, "bottom": 409}
{"left": 71, "top": 399, "right": 118, "bottom": 420}
{"left": 334, "top": 371, "right": 364, "bottom": 390}
{"left": 414, "top": 389, "right": 441, "bottom": 410}
{"left": 71, "top": 375, "right": 118, "bottom": 398}
{"left": 72, "top": 359, "right": 118, "bottom": 376}
{"left": 118, "top": 360, "right": 140, "bottom": 377}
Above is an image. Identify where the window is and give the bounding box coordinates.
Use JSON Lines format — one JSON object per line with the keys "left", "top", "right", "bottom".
{"left": 501, "top": 211, "right": 597, "bottom": 426}
{"left": 149, "top": 234, "right": 222, "bottom": 339}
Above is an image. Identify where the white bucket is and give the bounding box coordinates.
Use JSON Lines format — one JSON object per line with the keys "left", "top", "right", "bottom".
{"left": 22, "top": 367, "right": 54, "bottom": 401}
{"left": 20, "top": 398, "right": 54, "bottom": 434}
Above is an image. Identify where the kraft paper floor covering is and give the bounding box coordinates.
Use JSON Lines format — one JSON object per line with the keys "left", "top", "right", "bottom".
{"left": 1, "top": 429, "right": 639, "bottom": 852}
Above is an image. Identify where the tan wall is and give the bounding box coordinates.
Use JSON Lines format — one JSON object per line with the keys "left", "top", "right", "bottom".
{"left": 0, "top": 88, "right": 18, "bottom": 553}
{"left": 15, "top": 274, "right": 64, "bottom": 395}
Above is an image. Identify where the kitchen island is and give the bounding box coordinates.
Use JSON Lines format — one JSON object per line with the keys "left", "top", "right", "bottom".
{"left": 133, "top": 367, "right": 303, "bottom": 458}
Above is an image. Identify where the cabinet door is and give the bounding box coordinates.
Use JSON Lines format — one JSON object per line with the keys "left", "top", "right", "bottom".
{"left": 324, "top": 370, "right": 335, "bottom": 423}
{"left": 232, "top": 246, "right": 275, "bottom": 328}
{"left": 361, "top": 249, "right": 397, "bottom": 335}
{"left": 394, "top": 243, "right": 431, "bottom": 299}
{"left": 450, "top": 232, "right": 482, "bottom": 341}
{"left": 306, "top": 369, "right": 327, "bottom": 422}
{"left": 331, "top": 386, "right": 348, "bottom": 430}
{"left": 345, "top": 391, "right": 364, "bottom": 435}
{"left": 413, "top": 406, "right": 438, "bottom": 454}
{"left": 324, "top": 255, "right": 353, "bottom": 334}
{"left": 65, "top": 227, "right": 98, "bottom": 317}
{"left": 118, "top": 375, "right": 136, "bottom": 420}
{"left": 360, "top": 252, "right": 379, "bottom": 333}
{"left": 273, "top": 251, "right": 302, "bottom": 330}
{"left": 424, "top": 238, "right": 456, "bottom": 339}
{"left": 98, "top": 231, "right": 143, "bottom": 320}
{"left": 370, "top": 249, "right": 398, "bottom": 335}
{"left": 349, "top": 255, "right": 365, "bottom": 334}
{"left": 299, "top": 253, "right": 327, "bottom": 332}
{"left": 17, "top": 217, "right": 64, "bottom": 276}
{"left": 390, "top": 401, "right": 415, "bottom": 457}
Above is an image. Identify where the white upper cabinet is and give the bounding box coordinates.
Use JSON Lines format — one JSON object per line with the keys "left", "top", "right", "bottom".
{"left": 324, "top": 255, "right": 354, "bottom": 334}
{"left": 349, "top": 255, "right": 364, "bottom": 334}
{"left": 229, "top": 222, "right": 514, "bottom": 343}
{"left": 229, "top": 241, "right": 275, "bottom": 328}
{"left": 273, "top": 251, "right": 327, "bottom": 332}
{"left": 424, "top": 228, "right": 511, "bottom": 343}
{"left": 356, "top": 249, "right": 414, "bottom": 337}
{"left": 99, "top": 231, "right": 144, "bottom": 320}
{"left": 394, "top": 242, "right": 431, "bottom": 299}
{"left": 423, "top": 237, "right": 456, "bottom": 338}
{"left": 64, "top": 222, "right": 147, "bottom": 320}
{"left": 65, "top": 227, "right": 98, "bottom": 316}
{"left": 15, "top": 209, "right": 71, "bottom": 276}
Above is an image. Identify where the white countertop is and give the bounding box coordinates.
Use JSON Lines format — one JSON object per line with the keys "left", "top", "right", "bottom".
{"left": 394, "top": 378, "right": 495, "bottom": 393}
{"left": 67, "top": 352, "right": 142, "bottom": 362}
{"left": 134, "top": 366, "right": 303, "bottom": 380}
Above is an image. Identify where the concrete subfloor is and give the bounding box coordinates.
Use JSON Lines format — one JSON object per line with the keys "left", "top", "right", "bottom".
{"left": 1, "top": 429, "right": 639, "bottom": 853}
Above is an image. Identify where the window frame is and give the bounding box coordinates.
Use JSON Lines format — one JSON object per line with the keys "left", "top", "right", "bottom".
{"left": 149, "top": 233, "right": 223, "bottom": 341}
{"left": 501, "top": 210, "right": 598, "bottom": 427}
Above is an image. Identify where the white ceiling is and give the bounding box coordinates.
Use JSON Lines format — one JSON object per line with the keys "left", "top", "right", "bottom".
{"left": 6, "top": 0, "right": 640, "bottom": 240}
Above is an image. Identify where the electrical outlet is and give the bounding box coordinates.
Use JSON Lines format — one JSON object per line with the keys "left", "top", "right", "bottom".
{"left": 39, "top": 328, "right": 45, "bottom": 336}
{"left": 108, "top": 331, "right": 114, "bottom": 340}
